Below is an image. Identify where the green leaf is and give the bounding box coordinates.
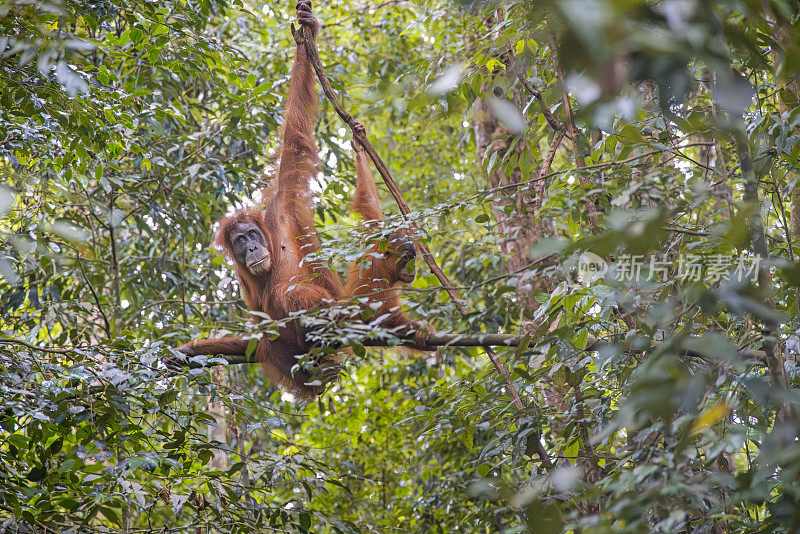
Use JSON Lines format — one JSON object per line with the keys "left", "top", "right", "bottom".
{"left": 299, "top": 511, "right": 311, "bottom": 532}
{"left": 158, "top": 390, "right": 178, "bottom": 408}
{"left": 27, "top": 465, "right": 47, "bottom": 482}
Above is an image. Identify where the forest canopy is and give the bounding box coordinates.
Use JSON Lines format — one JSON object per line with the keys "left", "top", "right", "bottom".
{"left": 2, "top": 0, "right": 800, "bottom": 532}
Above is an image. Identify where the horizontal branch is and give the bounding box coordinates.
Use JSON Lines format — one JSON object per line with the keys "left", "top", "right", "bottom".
{"left": 169, "top": 333, "right": 524, "bottom": 368}
{"left": 376, "top": 333, "right": 522, "bottom": 347}
{"left": 1, "top": 331, "right": 767, "bottom": 365}
{"left": 168, "top": 333, "right": 768, "bottom": 369}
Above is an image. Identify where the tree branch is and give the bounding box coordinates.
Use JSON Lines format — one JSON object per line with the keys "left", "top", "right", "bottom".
{"left": 0, "top": 338, "right": 78, "bottom": 355}
{"left": 503, "top": 44, "right": 570, "bottom": 137}
{"left": 168, "top": 333, "right": 768, "bottom": 365}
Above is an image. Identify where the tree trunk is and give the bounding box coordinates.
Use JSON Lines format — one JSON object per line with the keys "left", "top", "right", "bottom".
{"left": 473, "top": 92, "right": 551, "bottom": 334}
{"left": 471, "top": 38, "right": 603, "bottom": 503}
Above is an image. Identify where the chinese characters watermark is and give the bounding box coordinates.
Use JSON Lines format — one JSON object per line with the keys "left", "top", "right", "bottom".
{"left": 578, "top": 253, "right": 761, "bottom": 284}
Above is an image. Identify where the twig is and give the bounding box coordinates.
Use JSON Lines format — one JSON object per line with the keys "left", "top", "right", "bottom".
{"left": 672, "top": 149, "right": 721, "bottom": 176}
{"left": 521, "top": 78, "right": 568, "bottom": 135}
{"left": 468, "top": 142, "right": 715, "bottom": 202}
{"left": 0, "top": 338, "right": 77, "bottom": 355}
{"left": 504, "top": 44, "right": 569, "bottom": 137}
{"left": 539, "top": 129, "right": 565, "bottom": 178}
{"left": 109, "top": 194, "right": 121, "bottom": 335}
{"left": 72, "top": 250, "right": 112, "bottom": 337}
{"left": 663, "top": 225, "right": 709, "bottom": 237}
{"left": 322, "top": 0, "right": 408, "bottom": 28}
{"left": 772, "top": 182, "right": 796, "bottom": 262}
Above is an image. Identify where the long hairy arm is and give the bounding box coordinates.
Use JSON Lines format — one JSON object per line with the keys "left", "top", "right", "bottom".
{"left": 352, "top": 129, "right": 384, "bottom": 223}
{"left": 275, "top": 0, "right": 321, "bottom": 220}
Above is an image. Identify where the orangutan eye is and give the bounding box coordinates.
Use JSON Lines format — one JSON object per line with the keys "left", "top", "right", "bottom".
{"left": 235, "top": 235, "right": 245, "bottom": 245}
{"left": 248, "top": 230, "right": 257, "bottom": 239}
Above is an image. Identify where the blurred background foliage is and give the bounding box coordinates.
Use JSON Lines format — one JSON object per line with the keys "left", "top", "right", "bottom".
{"left": 2, "top": 0, "right": 800, "bottom": 532}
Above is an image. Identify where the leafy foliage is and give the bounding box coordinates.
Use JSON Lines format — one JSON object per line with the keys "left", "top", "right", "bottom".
{"left": 2, "top": 0, "right": 800, "bottom": 532}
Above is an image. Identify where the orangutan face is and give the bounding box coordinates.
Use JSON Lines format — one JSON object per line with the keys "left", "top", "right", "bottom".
{"left": 230, "top": 221, "right": 271, "bottom": 275}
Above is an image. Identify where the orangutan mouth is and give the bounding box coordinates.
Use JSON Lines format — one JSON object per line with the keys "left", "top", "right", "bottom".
{"left": 248, "top": 255, "right": 271, "bottom": 270}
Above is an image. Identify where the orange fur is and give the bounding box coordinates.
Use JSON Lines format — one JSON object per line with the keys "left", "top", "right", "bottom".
{"left": 177, "top": 4, "right": 428, "bottom": 393}
{"left": 180, "top": 5, "right": 341, "bottom": 399}
{"left": 345, "top": 146, "right": 425, "bottom": 338}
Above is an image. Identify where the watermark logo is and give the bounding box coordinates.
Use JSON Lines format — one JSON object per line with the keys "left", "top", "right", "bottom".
{"left": 577, "top": 252, "right": 761, "bottom": 284}
{"left": 578, "top": 252, "right": 609, "bottom": 284}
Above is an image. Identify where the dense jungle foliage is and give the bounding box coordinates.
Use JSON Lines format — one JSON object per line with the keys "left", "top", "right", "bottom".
{"left": 2, "top": 0, "right": 800, "bottom": 532}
